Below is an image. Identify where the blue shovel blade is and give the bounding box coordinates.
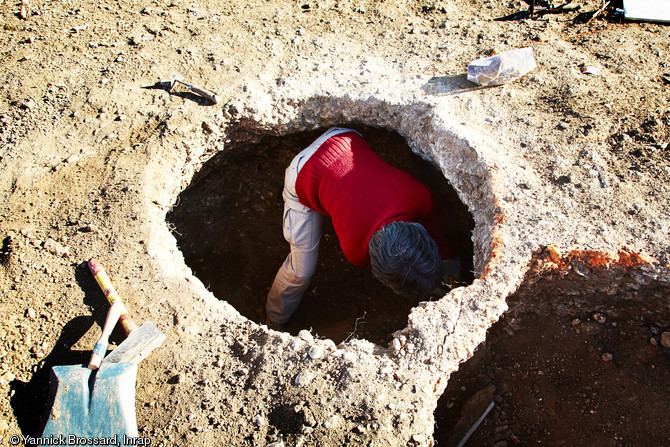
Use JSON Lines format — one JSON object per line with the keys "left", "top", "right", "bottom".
{"left": 41, "top": 363, "right": 138, "bottom": 440}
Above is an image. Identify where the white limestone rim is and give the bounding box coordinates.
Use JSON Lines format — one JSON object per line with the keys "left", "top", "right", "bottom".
{"left": 142, "top": 71, "right": 531, "bottom": 383}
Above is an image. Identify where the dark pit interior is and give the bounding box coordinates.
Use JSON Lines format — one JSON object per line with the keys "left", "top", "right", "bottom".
{"left": 166, "top": 124, "right": 475, "bottom": 345}
{"left": 434, "top": 274, "right": 670, "bottom": 446}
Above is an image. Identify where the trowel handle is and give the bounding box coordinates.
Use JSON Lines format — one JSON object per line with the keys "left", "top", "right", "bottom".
{"left": 88, "top": 258, "right": 138, "bottom": 336}
{"left": 189, "top": 85, "right": 220, "bottom": 104}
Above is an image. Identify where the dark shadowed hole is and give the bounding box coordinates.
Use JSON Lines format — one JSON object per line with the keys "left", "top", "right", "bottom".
{"left": 267, "top": 403, "right": 305, "bottom": 435}
{"left": 166, "top": 124, "right": 475, "bottom": 344}
{"left": 434, "top": 277, "right": 670, "bottom": 446}
{"left": 0, "top": 236, "right": 12, "bottom": 265}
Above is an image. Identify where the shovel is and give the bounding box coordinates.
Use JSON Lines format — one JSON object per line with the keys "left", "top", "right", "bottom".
{"left": 41, "top": 259, "right": 165, "bottom": 440}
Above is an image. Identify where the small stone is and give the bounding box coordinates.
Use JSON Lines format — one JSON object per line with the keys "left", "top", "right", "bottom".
{"left": 267, "top": 442, "right": 284, "bottom": 447}
{"left": 322, "top": 339, "right": 336, "bottom": 352}
{"left": 580, "top": 66, "right": 601, "bottom": 75}
{"left": 295, "top": 371, "right": 313, "bottom": 386}
{"left": 323, "top": 414, "right": 341, "bottom": 429}
{"left": 65, "top": 154, "right": 80, "bottom": 164}
{"left": 379, "top": 366, "right": 393, "bottom": 376}
{"left": 0, "top": 419, "right": 8, "bottom": 431}
{"left": 252, "top": 414, "right": 264, "bottom": 426}
{"left": 412, "top": 433, "right": 426, "bottom": 443}
{"left": 601, "top": 353, "right": 613, "bottom": 362}
{"left": 392, "top": 338, "right": 401, "bottom": 351}
{"left": 80, "top": 224, "right": 99, "bottom": 233}
{"left": 298, "top": 330, "right": 313, "bottom": 342}
{"left": 342, "top": 351, "right": 356, "bottom": 363}
{"left": 592, "top": 313, "right": 606, "bottom": 324}
{"left": 661, "top": 332, "right": 670, "bottom": 348}
{"left": 308, "top": 345, "right": 324, "bottom": 360}
{"left": 304, "top": 408, "right": 317, "bottom": 427}
{"left": 1, "top": 372, "right": 16, "bottom": 383}
{"left": 26, "top": 308, "right": 36, "bottom": 319}
{"left": 44, "top": 238, "right": 69, "bottom": 257}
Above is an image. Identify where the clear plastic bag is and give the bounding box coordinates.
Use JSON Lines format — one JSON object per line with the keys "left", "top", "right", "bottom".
{"left": 467, "top": 47, "right": 537, "bottom": 86}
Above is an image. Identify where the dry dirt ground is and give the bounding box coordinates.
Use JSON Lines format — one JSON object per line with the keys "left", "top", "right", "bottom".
{"left": 1, "top": 0, "right": 670, "bottom": 446}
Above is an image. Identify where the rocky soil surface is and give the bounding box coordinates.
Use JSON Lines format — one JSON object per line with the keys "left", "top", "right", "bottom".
{"left": 1, "top": 0, "right": 669, "bottom": 446}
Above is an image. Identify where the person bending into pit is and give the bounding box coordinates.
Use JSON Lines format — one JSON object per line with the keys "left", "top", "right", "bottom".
{"left": 265, "top": 127, "right": 461, "bottom": 330}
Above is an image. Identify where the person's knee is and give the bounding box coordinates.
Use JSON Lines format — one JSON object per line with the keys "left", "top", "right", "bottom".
{"left": 291, "top": 263, "right": 316, "bottom": 285}
{"left": 285, "top": 251, "right": 318, "bottom": 285}
{"left": 369, "top": 221, "right": 444, "bottom": 298}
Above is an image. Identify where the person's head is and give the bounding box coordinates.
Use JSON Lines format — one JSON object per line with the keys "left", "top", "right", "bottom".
{"left": 368, "top": 221, "right": 444, "bottom": 298}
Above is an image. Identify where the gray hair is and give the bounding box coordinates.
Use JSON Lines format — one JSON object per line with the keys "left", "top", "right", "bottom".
{"left": 368, "top": 221, "right": 444, "bottom": 298}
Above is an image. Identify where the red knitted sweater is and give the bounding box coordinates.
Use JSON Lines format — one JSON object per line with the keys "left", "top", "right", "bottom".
{"left": 295, "top": 131, "right": 453, "bottom": 266}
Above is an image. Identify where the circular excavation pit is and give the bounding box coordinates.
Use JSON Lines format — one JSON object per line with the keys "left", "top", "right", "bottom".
{"left": 167, "top": 125, "right": 476, "bottom": 345}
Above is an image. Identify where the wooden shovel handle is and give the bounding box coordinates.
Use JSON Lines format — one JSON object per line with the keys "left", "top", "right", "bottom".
{"left": 88, "top": 258, "right": 138, "bottom": 336}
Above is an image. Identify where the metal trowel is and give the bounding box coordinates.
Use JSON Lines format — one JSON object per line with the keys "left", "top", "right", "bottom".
{"left": 164, "top": 73, "right": 221, "bottom": 104}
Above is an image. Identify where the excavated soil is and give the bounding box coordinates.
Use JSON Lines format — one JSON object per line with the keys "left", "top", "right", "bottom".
{"left": 436, "top": 273, "right": 670, "bottom": 446}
